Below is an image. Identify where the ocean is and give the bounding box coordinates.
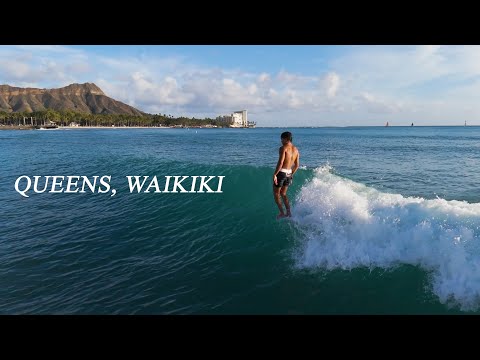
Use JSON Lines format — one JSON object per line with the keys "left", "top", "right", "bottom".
{"left": 2, "top": 126, "right": 480, "bottom": 314}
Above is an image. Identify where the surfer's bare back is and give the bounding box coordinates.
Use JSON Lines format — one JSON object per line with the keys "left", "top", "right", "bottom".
{"left": 273, "top": 131, "right": 299, "bottom": 219}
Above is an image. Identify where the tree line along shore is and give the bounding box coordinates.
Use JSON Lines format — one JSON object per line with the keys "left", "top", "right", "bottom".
{"left": 0, "top": 109, "right": 229, "bottom": 129}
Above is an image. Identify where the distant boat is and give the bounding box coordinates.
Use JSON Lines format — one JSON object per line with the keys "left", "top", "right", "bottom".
{"left": 411, "top": 122, "right": 414, "bottom": 126}
{"left": 465, "top": 121, "right": 467, "bottom": 126}
{"left": 385, "top": 122, "right": 389, "bottom": 127}
{"left": 35, "top": 124, "right": 58, "bottom": 129}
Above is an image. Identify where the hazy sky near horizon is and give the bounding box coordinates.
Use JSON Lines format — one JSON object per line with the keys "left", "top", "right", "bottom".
{"left": 1, "top": 45, "right": 480, "bottom": 126}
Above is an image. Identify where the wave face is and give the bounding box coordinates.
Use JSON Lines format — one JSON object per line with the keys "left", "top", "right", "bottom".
{"left": 292, "top": 165, "right": 480, "bottom": 310}
{"left": 3, "top": 127, "right": 480, "bottom": 314}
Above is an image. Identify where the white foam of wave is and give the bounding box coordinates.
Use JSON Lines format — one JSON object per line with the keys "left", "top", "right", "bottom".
{"left": 291, "top": 165, "right": 480, "bottom": 310}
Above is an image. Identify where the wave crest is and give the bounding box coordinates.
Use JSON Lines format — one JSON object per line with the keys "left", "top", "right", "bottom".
{"left": 292, "top": 165, "right": 480, "bottom": 310}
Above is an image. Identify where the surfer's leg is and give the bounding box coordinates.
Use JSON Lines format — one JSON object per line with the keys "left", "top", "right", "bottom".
{"left": 273, "top": 184, "right": 286, "bottom": 218}
{"left": 280, "top": 186, "right": 291, "bottom": 217}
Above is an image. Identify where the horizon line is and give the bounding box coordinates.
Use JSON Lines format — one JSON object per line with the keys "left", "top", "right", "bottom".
{"left": 254, "top": 125, "right": 478, "bottom": 128}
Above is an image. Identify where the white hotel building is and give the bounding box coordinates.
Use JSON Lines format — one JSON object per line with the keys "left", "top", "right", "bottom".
{"left": 216, "top": 110, "right": 255, "bottom": 128}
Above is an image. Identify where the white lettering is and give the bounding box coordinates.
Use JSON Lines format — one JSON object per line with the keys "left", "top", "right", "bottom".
{"left": 15, "top": 175, "right": 31, "bottom": 198}
{"left": 145, "top": 176, "right": 162, "bottom": 193}
{"left": 190, "top": 176, "right": 198, "bottom": 193}
{"left": 163, "top": 176, "right": 172, "bottom": 193}
{"left": 65, "top": 176, "right": 80, "bottom": 193}
{"left": 80, "top": 176, "right": 98, "bottom": 193}
{"left": 126, "top": 176, "right": 149, "bottom": 193}
{"left": 98, "top": 176, "right": 111, "bottom": 193}
{"left": 197, "top": 176, "right": 216, "bottom": 193}
{"left": 216, "top": 176, "right": 225, "bottom": 193}
{"left": 33, "top": 175, "right": 50, "bottom": 193}
{"left": 49, "top": 176, "right": 64, "bottom": 193}
{"left": 171, "top": 176, "right": 189, "bottom": 193}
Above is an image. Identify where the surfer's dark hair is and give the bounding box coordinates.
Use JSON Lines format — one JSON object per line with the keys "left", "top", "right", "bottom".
{"left": 281, "top": 131, "right": 292, "bottom": 142}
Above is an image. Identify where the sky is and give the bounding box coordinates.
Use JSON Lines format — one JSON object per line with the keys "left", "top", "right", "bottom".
{"left": 1, "top": 45, "right": 480, "bottom": 126}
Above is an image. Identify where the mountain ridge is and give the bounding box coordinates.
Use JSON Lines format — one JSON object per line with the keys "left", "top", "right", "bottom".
{"left": 0, "top": 83, "right": 144, "bottom": 116}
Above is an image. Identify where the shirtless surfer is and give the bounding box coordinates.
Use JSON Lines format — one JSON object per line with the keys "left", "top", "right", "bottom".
{"left": 273, "top": 131, "right": 299, "bottom": 219}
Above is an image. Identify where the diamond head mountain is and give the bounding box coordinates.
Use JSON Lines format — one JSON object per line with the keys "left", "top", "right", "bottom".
{"left": 0, "top": 83, "right": 253, "bottom": 129}
{"left": 0, "top": 83, "right": 144, "bottom": 116}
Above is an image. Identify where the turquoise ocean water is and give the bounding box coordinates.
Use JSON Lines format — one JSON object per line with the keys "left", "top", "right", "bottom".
{"left": 2, "top": 126, "right": 480, "bottom": 314}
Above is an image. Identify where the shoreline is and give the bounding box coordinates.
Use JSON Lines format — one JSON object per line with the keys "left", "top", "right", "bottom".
{"left": 58, "top": 126, "right": 173, "bottom": 130}
{"left": 1, "top": 125, "right": 478, "bottom": 131}
{"left": 0, "top": 125, "right": 202, "bottom": 130}
{"left": 0, "top": 126, "right": 35, "bottom": 130}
